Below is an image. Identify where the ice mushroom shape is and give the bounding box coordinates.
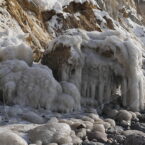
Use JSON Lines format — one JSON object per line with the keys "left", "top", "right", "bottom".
{"left": 42, "top": 29, "right": 145, "bottom": 111}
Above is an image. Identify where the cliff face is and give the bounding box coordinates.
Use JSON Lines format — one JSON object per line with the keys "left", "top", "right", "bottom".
{"left": 1, "top": 0, "right": 51, "bottom": 61}
{"left": 0, "top": 0, "right": 145, "bottom": 112}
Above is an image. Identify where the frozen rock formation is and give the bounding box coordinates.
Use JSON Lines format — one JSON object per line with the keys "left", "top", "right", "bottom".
{"left": 29, "top": 122, "right": 73, "bottom": 145}
{"left": 0, "top": 29, "right": 81, "bottom": 113}
{"left": 42, "top": 29, "right": 145, "bottom": 111}
{"left": 0, "top": 59, "right": 64, "bottom": 111}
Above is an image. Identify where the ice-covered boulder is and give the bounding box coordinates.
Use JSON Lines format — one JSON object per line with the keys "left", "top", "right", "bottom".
{"left": 0, "top": 59, "right": 62, "bottom": 110}
{"left": 42, "top": 29, "right": 145, "bottom": 111}
{"left": 0, "top": 131, "right": 28, "bottom": 145}
{"left": 29, "top": 122, "right": 72, "bottom": 145}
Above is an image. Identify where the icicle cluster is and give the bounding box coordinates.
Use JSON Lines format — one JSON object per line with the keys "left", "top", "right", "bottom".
{"left": 0, "top": 30, "right": 81, "bottom": 113}
{"left": 42, "top": 29, "right": 145, "bottom": 111}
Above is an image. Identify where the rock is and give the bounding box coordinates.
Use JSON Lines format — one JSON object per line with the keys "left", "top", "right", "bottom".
{"left": 116, "top": 110, "right": 132, "bottom": 122}
{"left": 83, "top": 121, "right": 94, "bottom": 131}
{"left": 71, "top": 122, "right": 86, "bottom": 139}
{"left": 82, "top": 116, "right": 94, "bottom": 123}
{"left": 102, "top": 122, "right": 111, "bottom": 131}
{"left": 61, "top": 144, "right": 73, "bottom": 145}
{"left": 131, "top": 122, "right": 145, "bottom": 133}
{"left": 114, "top": 126, "right": 124, "bottom": 134}
{"left": 120, "top": 120, "right": 131, "bottom": 128}
{"left": 104, "top": 119, "right": 116, "bottom": 128}
{"left": 93, "top": 123, "right": 106, "bottom": 133}
{"left": 88, "top": 113, "right": 100, "bottom": 121}
{"left": 29, "top": 122, "right": 72, "bottom": 145}
{"left": 59, "top": 119, "right": 74, "bottom": 126}
{"left": 0, "top": 131, "right": 28, "bottom": 145}
{"left": 135, "top": 112, "right": 141, "bottom": 118}
{"left": 87, "top": 131, "right": 108, "bottom": 143}
{"left": 115, "top": 135, "right": 126, "bottom": 144}
{"left": 22, "top": 111, "right": 45, "bottom": 124}
{"left": 29, "top": 141, "right": 42, "bottom": 145}
{"left": 123, "top": 130, "right": 145, "bottom": 145}
{"left": 82, "top": 140, "right": 105, "bottom": 145}
{"left": 48, "top": 117, "right": 59, "bottom": 123}
{"left": 35, "top": 140, "right": 42, "bottom": 145}
{"left": 76, "top": 128, "right": 86, "bottom": 139}
{"left": 103, "top": 107, "right": 119, "bottom": 119}
{"left": 138, "top": 113, "right": 145, "bottom": 122}
{"left": 48, "top": 144, "right": 58, "bottom": 145}
{"left": 129, "top": 111, "right": 137, "bottom": 119}
{"left": 71, "top": 122, "right": 86, "bottom": 130}
{"left": 71, "top": 130, "right": 82, "bottom": 145}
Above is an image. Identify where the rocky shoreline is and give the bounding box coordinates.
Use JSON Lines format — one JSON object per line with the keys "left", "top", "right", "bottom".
{"left": 1, "top": 103, "right": 145, "bottom": 145}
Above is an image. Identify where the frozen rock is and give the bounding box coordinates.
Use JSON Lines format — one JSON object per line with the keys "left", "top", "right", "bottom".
{"left": 22, "top": 111, "right": 45, "bottom": 124}
{"left": 52, "top": 93, "right": 76, "bottom": 113}
{"left": 87, "top": 131, "right": 108, "bottom": 143}
{"left": 82, "top": 116, "right": 94, "bottom": 123}
{"left": 0, "top": 131, "right": 28, "bottom": 145}
{"left": 135, "top": 112, "right": 141, "bottom": 118}
{"left": 76, "top": 128, "right": 86, "bottom": 139}
{"left": 42, "top": 28, "right": 145, "bottom": 112}
{"left": 0, "top": 60, "right": 66, "bottom": 112}
{"left": 123, "top": 130, "right": 145, "bottom": 145}
{"left": 102, "top": 122, "right": 111, "bottom": 131}
{"left": 61, "top": 81, "right": 81, "bottom": 111}
{"left": 82, "top": 141, "right": 105, "bottom": 145}
{"left": 103, "top": 106, "right": 119, "bottom": 119}
{"left": 116, "top": 110, "right": 132, "bottom": 122}
{"left": 48, "top": 117, "right": 59, "bottom": 123}
{"left": 48, "top": 143, "right": 58, "bottom": 145}
{"left": 93, "top": 123, "right": 106, "bottom": 133}
{"left": 88, "top": 113, "right": 99, "bottom": 119}
{"left": 104, "top": 119, "right": 116, "bottom": 128}
{"left": 29, "top": 122, "right": 72, "bottom": 145}
{"left": 59, "top": 119, "right": 74, "bottom": 126}
{"left": 70, "top": 130, "right": 82, "bottom": 145}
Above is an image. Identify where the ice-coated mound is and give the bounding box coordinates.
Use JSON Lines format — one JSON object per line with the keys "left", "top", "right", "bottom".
{"left": 0, "top": 59, "right": 62, "bottom": 109}
{"left": 0, "top": 58, "right": 82, "bottom": 112}
{"left": 42, "top": 29, "right": 145, "bottom": 112}
{"left": 0, "top": 30, "right": 33, "bottom": 65}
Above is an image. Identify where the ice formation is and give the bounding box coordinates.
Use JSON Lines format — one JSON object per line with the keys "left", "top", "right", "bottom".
{"left": 0, "top": 30, "right": 33, "bottom": 65}
{"left": 0, "top": 29, "right": 81, "bottom": 112}
{"left": 42, "top": 29, "right": 145, "bottom": 111}
{"left": 0, "top": 60, "right": 60, "bottom": 108}
{"left": 0, "top": 0, "right": 145, "bottom": 113}
{"left": 61, "top": 81, "right": 81, "bottom": 111}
